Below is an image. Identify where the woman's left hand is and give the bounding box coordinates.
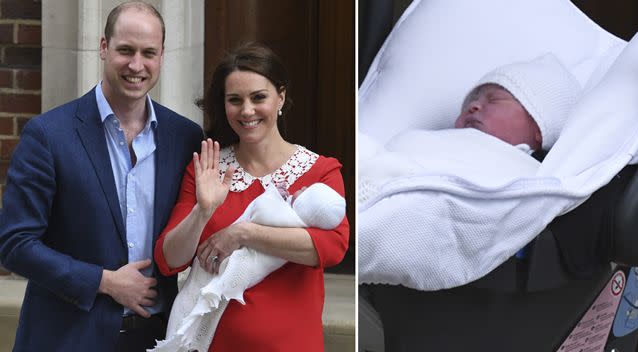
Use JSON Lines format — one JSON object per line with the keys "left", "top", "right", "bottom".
{"left": 196, "top": 222, "right": 251, "bottom": 274}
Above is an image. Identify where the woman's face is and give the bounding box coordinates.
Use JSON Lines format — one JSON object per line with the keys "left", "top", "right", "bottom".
{"left": 224, "top": 70, "right": 285, "bottom": 145}
{"left": 455, "top": 84, "right": 541, "bottom": 150}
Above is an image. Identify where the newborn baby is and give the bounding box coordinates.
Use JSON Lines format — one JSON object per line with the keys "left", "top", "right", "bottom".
{"left": 456, "top": 84, "right": 541, "bottom": 152}
{"left": 358, "top": 53, "right": 581, "bottom": 205}
{"left": 455, "top": 53, "right": 580, "bottom": 154}
{"left": 151, "top": 182, "right": 346, "bottom": 352}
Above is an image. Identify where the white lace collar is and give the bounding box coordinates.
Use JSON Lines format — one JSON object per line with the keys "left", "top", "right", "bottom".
{"left": 218, "top": 145, "right": 319, "bottom": 192}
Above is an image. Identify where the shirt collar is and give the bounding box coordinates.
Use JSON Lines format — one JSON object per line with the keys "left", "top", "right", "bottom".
{"left": 95, "top": 81, "right": 158, "bottom": 129}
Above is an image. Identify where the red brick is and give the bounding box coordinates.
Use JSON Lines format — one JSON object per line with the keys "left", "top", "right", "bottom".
{"left": 0, "top": 138, "right": 19, "bottom": 159}
{"left": 15, "top": 69, "right": 40, "bottom": 90}
{"left": 0, "top": 93, "right": 41, "bottom": 114}
{"left": 0, "top": 160, "right": 9, "bottom": 181}
{"left": 0, "top": 117, "right": 14, "bottom": 135}
{"left": 17, "top": 117, "right": 30, "bottom": 134}
{"left": 0, "top": 24, "right": 14, "bottom": 44}
{"left": 3, "top": 47, "right": 41, "bottom": 67}
{"left": 0, "top": 69, "right": 12, "bottom": 88}
{"left": 17, "top": 24, "right": 40, "bottom": 45}
{"left": 1, "top": 0, "right": 42, "bottom": 20}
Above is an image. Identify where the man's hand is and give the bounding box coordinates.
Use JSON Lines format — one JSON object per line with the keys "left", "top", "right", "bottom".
{"left": 98, "top": 259, "right": 157, "bottom": 318}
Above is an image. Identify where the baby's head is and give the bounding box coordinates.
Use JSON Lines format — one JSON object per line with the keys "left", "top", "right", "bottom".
{"left": 455, "top": 53, "right": 581, "bottom": 151}
{"left": 456, "top": 84, "right": 541, "bottom": 150}
{"left": 292, "top": 183, "right": 345, "bottom": 230}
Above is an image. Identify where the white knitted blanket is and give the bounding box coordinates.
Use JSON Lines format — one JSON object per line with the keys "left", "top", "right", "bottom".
{"left": 150, "top": 183, "right": 344, "bottom": 352}
{"left": 359, "top": 34, "right": 638, "bottom": 291}
{"left": 358, "top": 129, "right": 541, "bottom": 206}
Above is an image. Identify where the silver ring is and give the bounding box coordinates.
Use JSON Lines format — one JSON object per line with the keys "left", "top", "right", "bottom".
{"left": 209, "top": 255, "right": 219, "bottom": 263}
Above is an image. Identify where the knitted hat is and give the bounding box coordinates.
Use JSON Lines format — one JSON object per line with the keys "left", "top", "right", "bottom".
{"left": 462, "top": 53, "right": 581, "bottom": 150}
{"left": 293, "top": 183, "right": 345, "bottom": 230}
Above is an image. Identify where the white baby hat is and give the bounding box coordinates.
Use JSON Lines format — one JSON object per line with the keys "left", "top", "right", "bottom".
{"left": 293, "top": 183, "right": 346, "bottom": 230}
{"left": 462, "top": 53, "right": 581, "bottom": 150}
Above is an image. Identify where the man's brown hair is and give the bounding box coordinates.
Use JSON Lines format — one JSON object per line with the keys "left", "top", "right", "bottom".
{"left": 104, "top": 1, "right": 165, "bottom": 46}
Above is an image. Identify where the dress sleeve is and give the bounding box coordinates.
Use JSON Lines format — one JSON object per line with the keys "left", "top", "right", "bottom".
{"left": 304, "top": 157, "right": 350, "bottom": 268}
{"left": 154, "top": 160, "right": 198, "bottom": 276}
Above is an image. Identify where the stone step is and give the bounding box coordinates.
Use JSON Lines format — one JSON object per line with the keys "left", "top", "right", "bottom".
{"left": 0, "top": 275, "right": 24, "bottom": 352}
{"left": 0, "top": 273, "right": 354, "bottom": 352}
{"left": 323, "top": 273, "right": 355, "bottom": 352}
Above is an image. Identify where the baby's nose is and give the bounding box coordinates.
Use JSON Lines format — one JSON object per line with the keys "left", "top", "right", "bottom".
{"left": 467, "top": 101, "right": 480, "bottom": 113}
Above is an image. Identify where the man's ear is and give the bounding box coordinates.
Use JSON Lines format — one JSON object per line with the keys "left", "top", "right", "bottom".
{"left": 99, "top": 37, "right": 108, "bottom": 60}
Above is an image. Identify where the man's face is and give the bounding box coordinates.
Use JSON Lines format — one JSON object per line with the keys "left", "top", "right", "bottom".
{"left": 455, "top": 84, "right": 541, "bottom": 150}
{"left": 99, "top": 8, "right": 163, "bottom": 108}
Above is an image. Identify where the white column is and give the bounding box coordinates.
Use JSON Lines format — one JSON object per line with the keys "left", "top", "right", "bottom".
{"left": 42, "top": 0, "right": 204, "bottom": 125}
{"left": 157, "top": 0, "right": 205, "bottom": 126}
{"left": 42, "top": 0, "right": 80, "bottom": 111}
{"left": 77, "top": 0, "right": 103, "bottom": 98}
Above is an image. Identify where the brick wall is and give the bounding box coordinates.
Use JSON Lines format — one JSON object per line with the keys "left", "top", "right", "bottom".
{"left": 0, "top": 0, "right": 41, "bottom": 275}
{"left": 0, "top": 0, "right": 41, "bottom": 209}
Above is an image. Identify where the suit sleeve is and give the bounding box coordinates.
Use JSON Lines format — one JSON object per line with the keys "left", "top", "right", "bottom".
{"left": 0, "top": 119, "right": 102, "bottom": 311}
{"left": 305, "top": 157, "right": 350, "bottom": 268}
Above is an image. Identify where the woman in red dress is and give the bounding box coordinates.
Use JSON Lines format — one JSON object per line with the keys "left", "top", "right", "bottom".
{"left": 154, "top": 42, "right": 349, "bottom": 351}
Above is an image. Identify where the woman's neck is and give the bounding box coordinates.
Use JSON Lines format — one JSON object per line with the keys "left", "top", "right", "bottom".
{"left": 234, "top": 135, "right": 297, "bottom": 177}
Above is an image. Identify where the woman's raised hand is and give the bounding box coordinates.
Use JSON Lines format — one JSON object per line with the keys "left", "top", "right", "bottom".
{"left": 193, "top": 139, "right": 235, "bottom": 217}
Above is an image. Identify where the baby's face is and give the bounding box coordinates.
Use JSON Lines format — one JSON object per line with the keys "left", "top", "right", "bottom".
{"left": 455, "top": 84, "right": 541, "bottom": 150}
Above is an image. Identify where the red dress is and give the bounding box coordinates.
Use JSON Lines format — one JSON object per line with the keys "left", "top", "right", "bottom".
{"left": 154, "top": 146, "right": 349, "bottom": 352}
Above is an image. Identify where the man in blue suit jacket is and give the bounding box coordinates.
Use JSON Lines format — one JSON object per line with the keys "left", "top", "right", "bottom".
{"left": 0, "top": 2, "right": 202, "bottom": 351}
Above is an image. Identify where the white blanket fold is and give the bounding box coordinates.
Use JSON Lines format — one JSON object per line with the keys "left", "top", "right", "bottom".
{"left": 359, "top": 33, "right": 638, "bottom": 291}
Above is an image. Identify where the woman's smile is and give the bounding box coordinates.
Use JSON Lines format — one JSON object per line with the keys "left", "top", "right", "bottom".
{"left": 239, "top": 119, "right": 263, "bottom": 128}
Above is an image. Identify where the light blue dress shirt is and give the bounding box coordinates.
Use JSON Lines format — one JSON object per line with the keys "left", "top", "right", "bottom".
{"left": 95, "top": 82, "right": 165, "bottom": 316}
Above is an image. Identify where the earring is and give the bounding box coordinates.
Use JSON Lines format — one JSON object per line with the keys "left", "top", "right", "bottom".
{"left": 278, "top": 108, "right": 283, "bottom": 117}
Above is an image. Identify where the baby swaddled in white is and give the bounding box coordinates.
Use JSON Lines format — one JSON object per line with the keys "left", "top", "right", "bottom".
{"left": 151, "top": 182, "right": 345, "bottom": 352}
{"left": 359, "top": 53, "right": 590, "bottom": 291}
{"left": 359, "top": 53, "right": 579, "bottom": 206}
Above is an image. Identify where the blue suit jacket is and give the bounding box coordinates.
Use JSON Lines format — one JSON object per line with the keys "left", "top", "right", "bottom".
{"left": 0, "top": 89, "right": 202, "bottom": 351}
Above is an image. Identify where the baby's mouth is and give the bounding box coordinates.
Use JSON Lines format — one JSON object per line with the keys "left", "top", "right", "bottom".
{"left": 463, "top": 116, "right": 482, "bottom": 129}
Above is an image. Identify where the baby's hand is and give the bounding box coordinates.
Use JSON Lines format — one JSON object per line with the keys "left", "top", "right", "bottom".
{"left": 275, "top": 182, "right": 290, "bottom": 200}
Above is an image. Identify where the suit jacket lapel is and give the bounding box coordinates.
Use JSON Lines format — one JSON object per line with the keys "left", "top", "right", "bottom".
{"left": 74, "top": 89, "right": 127, "bottom": 247}
{"left": 153, "top": 108, "right": 176, "bottom": 240}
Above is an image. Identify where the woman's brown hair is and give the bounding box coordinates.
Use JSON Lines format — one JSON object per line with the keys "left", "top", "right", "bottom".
{"left": 197, "top": 42, "right": 292, "bottom": 147}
